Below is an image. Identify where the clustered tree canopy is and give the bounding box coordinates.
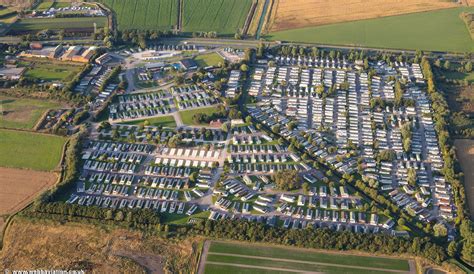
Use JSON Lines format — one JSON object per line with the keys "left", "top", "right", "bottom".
{"left": 272, "top": 170, "right": 302, "bottom": 191}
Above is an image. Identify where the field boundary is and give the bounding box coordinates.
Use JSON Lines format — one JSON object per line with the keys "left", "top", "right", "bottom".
{"left": 242, "top": 0, "right": 258, "bottom": 36}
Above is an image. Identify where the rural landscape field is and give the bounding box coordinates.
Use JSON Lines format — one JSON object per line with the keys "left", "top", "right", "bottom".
{"left": 10, "top": 16, "right": 107, "bottom": 33}
{"left": 267, "top": 0, "right": 461, "bottom": 31}
{"left": 182, "top": 0, "right": 253, "bottom": 35}
{"left": 97, "top": 0, "right": 178, "bottom": 31}
{"left": 0, "top": 129, "right": 65, "bottom": 171}
{"left": 201, "top": 241, "right": 413, "bottom": 274}
{"left": 268, "top": 7, "right": 474, "bottom": 52}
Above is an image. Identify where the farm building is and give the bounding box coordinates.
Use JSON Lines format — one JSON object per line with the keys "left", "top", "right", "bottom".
{"left": 61, "top": 46, "right": 97, "bottom": 63}
{"left": 19, "top": 44, "right": 63, "bottom": 59}
{"left": 0, "top": 67, "right": 26, "bottom": 80}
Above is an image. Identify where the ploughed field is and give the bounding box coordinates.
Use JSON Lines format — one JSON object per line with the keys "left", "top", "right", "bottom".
{"left": 202, "top": 241, "right": 411, "bottom": 274}
{"left": 0, "top": 167, "right": 57, "bottom": 216}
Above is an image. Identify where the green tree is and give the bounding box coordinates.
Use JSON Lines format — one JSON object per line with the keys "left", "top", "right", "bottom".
{"left": 465, "top": 61, "right": 473, "bottom": 72}
{"left": 443, "top": 60, "right": 451, "bottom": 70}
{"left": 272, "top": 170, "right": 302, "bottom": 191}
{"left": 447, "top": 241, "right": 458, "bottom": 257}
{"left": 433, "top": 223, "right": 448, "bottom": 238}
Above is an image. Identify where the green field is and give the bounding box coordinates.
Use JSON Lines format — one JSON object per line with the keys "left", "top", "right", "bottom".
{"left": 203, "top": 241, "right": 410, "bottom": 274}
{"left": 98, "top": 0, "right": 178, "bottom": 30}
{"left": 179, "top": 106, "right": 220, "bottom": 125}
{"left": 120, "top": 115, "right": 177, "bottom": 128}
{"left": 268, "top": 7, "right": 474, "bottom": 53}
{"left": 23, "top": 61, "right": 82, "bottom": 82}
{"left": 10, "top": 16, "right": 107, "bottom": 32}
{"left": 194, "top": 52, "right": 224, "bottom": 67}
{"left": 0, "top": 96, "right": 62, "bottom": 129}
{"left": 182, "top": 0, "right": 253, "bottom": 36}
{"left": 0, "top": 129, "right": 66, "bottom": 171}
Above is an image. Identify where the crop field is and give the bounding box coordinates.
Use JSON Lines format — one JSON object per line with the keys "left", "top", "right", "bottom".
{"left": 179, "top": 106, "right": 220, "bottom": 125}
{"left": 268, "top": 0, "right": 461, "bottom": 32}
{"left": 120, "top": 115, "right": 177, "bottom": 128}
{"left": 35, "top": 1, "right": 54, "bottom": 11}
{"left": 9, "top": 16, "right": 107, "bottom": 33}
{"left": 182, "top": 0, "right": 253, "bottom": 36}
{"left": 0, "top": 167, "right": 57, "bottom": 216}
{"left": 202, "top": 241, "right": 412, "bottom": 274}
{"left": 268, "top": 7, "right": 474, "bottom": 53}
{"left": 98, "top": 0, "right": 178, "bottom": 30}
{"left": 0, "top": 96, "right": 62, "bottom": 129}
{"left": 0, "top": 129, "right": 66, "bottom": 171}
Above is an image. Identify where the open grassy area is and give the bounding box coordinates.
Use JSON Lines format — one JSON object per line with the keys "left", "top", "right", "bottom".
{"left": 0, "top": 96, "right": 62, "bottom": 129}
{"left": 97, "top": 0, "right": 178, "bottom": 30}
{"left": 182, "top": 0, "right": 253, "bottom": 36}
{"left": 22, "top": 61, "right": 83, "bottom": 82}
{"left": 10, "top": 16, "right": 107, "bottom": 32}
{"left": 0, "top": 129, "right": 66, "bottom": 171}
{"left": 194, "top": 52, "right": 224, "bottom": 67}
{"left": 120, "top": 115, "right": 177, "bottom": 128}
{"left": 267, "top": 7, "right": 474, "bottom": 53}
{"left": 442, "top": 70, "right": 474, "bottom": 84}
{"left": 204, "top": 241, "right": 410, "bottom": 274}
{"left": 179, "top": 106, "right": 221, "bottom": 125}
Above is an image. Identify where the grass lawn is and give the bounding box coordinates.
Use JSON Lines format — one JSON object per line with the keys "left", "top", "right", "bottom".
{"left": 0, "top": 129, "right": 66, "bottom": 171}
{"left": 267, "top": 7, "right": 474, "bottom": 53}
{"left": 0, "top": 96, "right": 62, "bottom": 129}
{"left": 23, "top": 61, "right": 83, "bottom": 82}
{"left": 208, "top": 241, "right": 409, "bottom": 271}
{"left": 10, "top": 16, "right": 107, "bottom": 32}
{"left": 194, "top": 53, "right": 224, "bottom": 67}
{"left": 120, "top": 115, "right": 177, "bottom": 128}
{"left": 162, "top": 210, "right": 210, "bottom": 225}
{"left": 179, "top": 106, "right": 221, "bottom": 125}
